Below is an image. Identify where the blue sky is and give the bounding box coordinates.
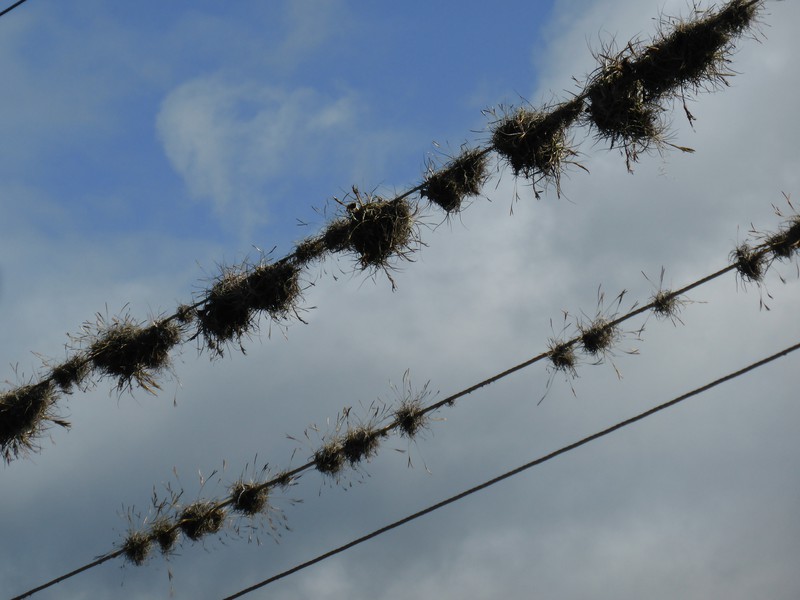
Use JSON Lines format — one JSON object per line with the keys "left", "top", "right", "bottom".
{"left": 2, "top": 1, "right": 799, "bottom": 598}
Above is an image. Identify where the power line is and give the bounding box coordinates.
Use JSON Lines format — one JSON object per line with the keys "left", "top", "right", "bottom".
{"left": 0, "top": 0, "right": 770, "bottom": 464}
{"left": 221, "top": 339, "right": 800, "bottom": 599}
{"left": 0, "top": 0, "right": 29, "bottom": 19}
{"left": 9, "top": 240, "right": 796, "bottom": 598}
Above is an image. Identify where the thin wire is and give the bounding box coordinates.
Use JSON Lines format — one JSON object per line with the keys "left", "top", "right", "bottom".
{"left": 222, "top": 339, "right": 800, "bottom": 599}
{"left": 0, "top": 0, "right": 29, "bottom": 18}
{"left": 9, "top": 248, "right": 789, "bottom": 599}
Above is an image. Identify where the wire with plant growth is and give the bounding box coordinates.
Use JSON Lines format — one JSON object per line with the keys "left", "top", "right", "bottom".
{"left": 221, "top": 338, "right": 800, "bottom": 599}
{"left": 11, "top": 200, "right": 798, "bottom": 598}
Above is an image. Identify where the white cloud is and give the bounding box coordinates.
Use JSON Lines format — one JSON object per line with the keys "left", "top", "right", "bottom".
{"left": 157, "top": 77, "right": 358, "bottom": 218}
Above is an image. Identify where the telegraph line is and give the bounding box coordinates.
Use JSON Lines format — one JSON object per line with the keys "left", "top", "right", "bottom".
{"left": 0, "top": 0, "right": 29, "bottom": 19}
{"left": 9, "top": 238, "right": 796, "bottom": 599}
{"left": 222, "top": 340, "right": 800, "bottom": 599}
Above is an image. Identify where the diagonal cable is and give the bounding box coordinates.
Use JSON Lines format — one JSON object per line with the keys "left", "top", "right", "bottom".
{"left": 222, "top": 339, "right": 800, "bottom": 599}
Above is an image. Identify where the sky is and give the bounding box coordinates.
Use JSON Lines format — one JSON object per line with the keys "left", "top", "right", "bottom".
{"left": 1, "top": 0, "right": 799, "bottom": 598}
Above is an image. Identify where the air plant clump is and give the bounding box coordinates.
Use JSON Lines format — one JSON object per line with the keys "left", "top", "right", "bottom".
{"left": 342, "top": 196, "right": 418, "bottom": 271}
{"left": 244, "top": 261, "right": 302, "bottom": 318}
{"left": 121, "top": 530, "right": 153, "bottom": 566}
{"left": 229, "top": 481, "right": 270, "bottom": 516}
{"left": 634, "top": 0, "right": 762, "bottom": 99}
{"left": 50, "top": 355, "right": 91, "bottom": 393}
{"left": 195, "top": 266, "right": 257, "bottom": 355}
{"left": 547, "top": 340, "right": 578, "bottom": 378}
{"left": 195, "top": 261, "right": 302, "bottom": 355}
{"left": 0, "top": 381, "right": 66, "bottom": 462}
{"left": 151, "top": 519, "right": 179, "bottom": 555}
{"left": 579, "top": 318, "right": 619, "bottom": 357}
{"left": 341, "top": 425, "right": 382, "bottom": 467}
{"left": 313, "top": 439, "right": 345, "bottom": 477}
{"left": 421, "top": 148, "right": 489, "bottom": 213}
{"left": 394, "top": 398, "right": 429, "bottom": 439}
{"left": 585, "top": 45, "right": 667, "bottom": 169}
{"left": 178, "top": 502, "right": 226, "bottom": 542}
{"left": 651, "top": 289, "right": 685, "bottom": 321}
{"left": 490, "top": 102, "right": 583, "bottom": 195}
{"left": 731, "top": 243, "right": 766, "bottom": 283}
{"left": 88, "top": 316, "right": 181, "bottom": 394}
{"left": 764, "top": 216, "right": 800, "bottom": 260}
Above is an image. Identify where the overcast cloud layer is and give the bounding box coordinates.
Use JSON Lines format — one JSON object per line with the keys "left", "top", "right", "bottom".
{"left": 2, "top": 1, "right": 799, "bottom": 598}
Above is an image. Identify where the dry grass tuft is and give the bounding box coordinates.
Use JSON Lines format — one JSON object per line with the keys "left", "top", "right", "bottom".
{"left": 421, "top": 148, "right": 489, "bottom": 213}
{"left": 0, "top": 381, "right": 66, "bottom": 462}
{"left": 490, "top": 101, "right": 583, "bottom": 196}
{"left": 196, "top": 261, "right": 302, "bottom": 355}
{"left": 87, "top": 315, "right": 181, "bottom": 394}
{"left": 341, "top": 425, "right": 382, "bottom": 467}
{"left": 178, "top": 502, "right": 226, "bottom": 542}
{"left": 313, "top": 440, "right": 345, "bottom": 477}
{"left": 229, "top": 481, "right": 270, "bottom": 516}
{"left": 121, "top": 530, "right": 152, "bottom": 566}
{"left": 394, "top": 398, "right": 429, "bottom": 439}
{"left": 579, "top": 318, "right": 619, "bottom": 357}
{"left": 50, "top": 355, "right": 91, "bottom": 393}
{"left": 731, "top": 243, "right": 766, "bottom": 283}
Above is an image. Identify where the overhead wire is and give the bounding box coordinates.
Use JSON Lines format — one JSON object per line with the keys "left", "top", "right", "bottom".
{"left": 0, "top": 0, "right": 769, "bottom": 464}
{"left": 221, "top": 339, "right": 800, "bottom": 599}
{"left": 10, "top": 230, "right": 797, "bottom": 599}
{"left": 0, "top": 0, "right": 29, "bottom": 19}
